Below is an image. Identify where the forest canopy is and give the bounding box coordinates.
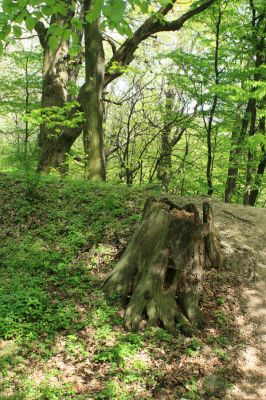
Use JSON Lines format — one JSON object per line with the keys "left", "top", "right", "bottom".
{"left": 0, "top": 0, "right": 265, "bottom": 205}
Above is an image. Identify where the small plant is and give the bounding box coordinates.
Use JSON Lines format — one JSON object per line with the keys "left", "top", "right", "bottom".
{"left": 207, "top": 334, "right": 228, "bottom": 347}
{"left": 216, "top": 296, "right": 225, "bottom": 305}
{"left": 185, "top": 337, "right": 202, "bottom": 357}
{"left": 97, "top": 380, "right": 125, "bottom": 400}
{"left": 184, "top": 378, "right": 201, "bottom": 400}
{"left": 212, "top": 348, "right": 229, "bottom": 360}
{"left": 213, "top": 311, "right": 228, "bottom": 327}
{"left": 154, "top": 328, "right": 174, "bottom": 342}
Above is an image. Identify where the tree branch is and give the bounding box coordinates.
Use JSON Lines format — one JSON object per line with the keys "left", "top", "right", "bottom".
{"left": 104, "top": 0, "right": 216, "bottom": 87}
{"left": 34, "top": 21, "right": 48, "bottom": 49}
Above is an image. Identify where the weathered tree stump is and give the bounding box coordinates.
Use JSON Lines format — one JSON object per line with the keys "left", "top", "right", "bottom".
{"left": 103, "top": 197, "right": 224, "bottom": 334}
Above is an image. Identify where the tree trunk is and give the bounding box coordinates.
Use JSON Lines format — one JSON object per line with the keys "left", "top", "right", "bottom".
{"left": 37, "top": 128, "right": 81, "bottom": 174}
{"left": 81, "top": 0, "right": 106, "bottom": 181}
{"left": 205, "top": 7, "right": 221, "bottom": 196}
{"left": 35, "top": 4, "right": 83, "bottom": 173}
{"left": 37, "top": 40, "right": 71, "bottom": 173}
{"left": 244, "top": 16, "right": 265, "bottom": 204}
{"left": 37, "top": 0, "right": 214, "bottom": 177}
{"left": 224, "top": 99, "right": 253, "bottom": 203}
{"left": 157, "top": 88, "right": 175, "bottom": 188}
{"left": 103, "top": 197, "right": 223, "bottom": 335}
{"left": 243, "top": 99, "right": 257, "bottom": 205}
{"left": 225, "top": 11, "right": 265, "bottom": 203}
{"left": 248, "top": 145, "right": 266, "bottom": 206}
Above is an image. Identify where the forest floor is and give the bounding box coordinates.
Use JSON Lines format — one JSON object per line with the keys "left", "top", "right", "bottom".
{"left": 0, "top": 173, "right": 265, "bottom": 400}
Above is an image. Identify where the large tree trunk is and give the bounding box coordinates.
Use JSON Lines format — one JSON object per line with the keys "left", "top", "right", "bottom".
{"left": 81, "top": 0, "right": 106, "bottom": 181}
{"left": 37, "top": 41, "right": 71, "bottom": 173}
{"left": 35, "top": 4, "right": 83, "bottom": 174}
{"left": 103, "top": 197, "right": 223, "bottom": 334}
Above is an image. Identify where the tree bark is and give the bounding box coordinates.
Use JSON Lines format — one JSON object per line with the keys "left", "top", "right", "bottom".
{"left": 248, "top": 144, "right": 266, "bottom": 206}
{"left": 224, "top": 99, "right": 253, "bottom": 203}
{"left": 243, "top": 15, "right": 266, "bottom": 204}
{"left": 81, "top": 0, "right": 106, "bottom": 181}
{"left": 103, "top": 197, "right": 223, "bottom": 334}
{"left": 35, "top": 4, "right": 83, "bottom": 174}
{"left": 157, "top": 88, "right": 175, "bottom": 188}
{"left": 243, "top": 98, "right": 257, "bottom": 205}
{"left": 205, "top": 6, "right": 221, "bottom": 196}
{"left": 37, "top": 39, "right": 71, "bottom": 173}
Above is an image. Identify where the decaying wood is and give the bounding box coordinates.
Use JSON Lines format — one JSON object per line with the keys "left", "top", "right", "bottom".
{"left": 103, "top": 197, "right": 224, "bottom": 335}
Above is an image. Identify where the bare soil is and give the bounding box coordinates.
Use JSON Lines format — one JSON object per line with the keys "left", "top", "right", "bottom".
{"left": 171, "top": 196, "right": 266, "bottom": 400}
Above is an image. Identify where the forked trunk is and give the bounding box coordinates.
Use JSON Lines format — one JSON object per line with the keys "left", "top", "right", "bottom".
{"left": 103, "top": 197, "right": 223, "bottom": 334}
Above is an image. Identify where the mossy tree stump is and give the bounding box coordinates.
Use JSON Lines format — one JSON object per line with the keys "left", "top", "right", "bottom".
{"left": 103, "top": 197, "right": 224, "bottom": 334}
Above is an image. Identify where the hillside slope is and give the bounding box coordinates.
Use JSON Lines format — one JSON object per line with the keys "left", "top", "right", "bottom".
{"left": 0, "top": 173, "right": 265, "bottom": 400}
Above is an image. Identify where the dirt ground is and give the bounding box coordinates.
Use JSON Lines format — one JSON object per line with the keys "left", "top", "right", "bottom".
{"left": 173, "top": 196, "right": 266, "bottom": 400}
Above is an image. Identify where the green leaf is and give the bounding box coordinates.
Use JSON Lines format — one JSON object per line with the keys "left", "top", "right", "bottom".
{"left": 25, "top": 16, "right": 36, "bottom": 32}
{"left": 158, "top": 0, "right": 172, "bottom": 6}
{"left": 42, "top": 5, "right": 53, "bottom": 17}
{"left": 86, "top": 0, "right": 104, "bottom": 23}
{"left": 54, "top": 3, "right": 68, "bottom": 16}
{"left": 104, "top": 0, "right": 126, "bottom": 24}
{"left": 62, "top": 28, "right": 72, "bottom": 42}
{"left": 70, "top": 17, "right": 83, "bottom": 31}
{"left": 13, "top": 25, "right": 22, "bottom": 38}
{"left": 72, "top": 32, "right": 80, "bottom": 45}
{"left": 2, "top": 0, "right": 12, "bottom": 14}
{"left": 46, "top": 0, "right": 56, "bottom": 5}
{"left": 137, "top": 1, "right": 149, "bottom": 13}
{"left": 48, "top": 35, "right": 58, "bottom": 52}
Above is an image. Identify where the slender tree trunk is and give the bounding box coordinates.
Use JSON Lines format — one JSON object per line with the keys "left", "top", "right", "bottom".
{"left": 24, "top": 54, "right": 29, "bottom": 155}
{"left": 243, "top": 14, "right": 265, "bottom": 204}
{"left": 206, "top": 95, "right": 218, "bottom": 196}
{"left": 248, "top": 144, "right": 266, "bottom": 206}
{"left": 224, "top": 100, "right": 253, "bottom": 203}
{"left": 81, "top": 0, "right": 106, "bottom": 181}
{"left": 157, "top": 88, "right": 174, "bottom": 188}
{"left": 248, "top": 101, "right": 266, "bottom": 206}
{"left": 205, "top": 7, "right": 221, "bottom": 196}
{"left": 179, "top": 133, "right": 190, "bottom": 195}
{"left": 226, "top": 7, "right": 265, "bottom": 203}
{"left": 243, "top": 98, "right": 257, "bottom": 204}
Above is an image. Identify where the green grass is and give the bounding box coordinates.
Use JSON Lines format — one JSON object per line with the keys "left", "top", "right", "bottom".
{"left": 0, "top": 172, "right": 244, "bottom": 399}
{"left": 0, "top": 173, "right": 161, "bottom": 399}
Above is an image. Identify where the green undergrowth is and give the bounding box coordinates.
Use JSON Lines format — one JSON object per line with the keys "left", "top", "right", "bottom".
{"left": 0, "top": 173, "right": 242, "bottom": 399}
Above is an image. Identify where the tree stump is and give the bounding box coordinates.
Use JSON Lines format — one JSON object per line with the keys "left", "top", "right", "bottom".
{"left": 103, "top": 197, "right": 224, "bottom": 334}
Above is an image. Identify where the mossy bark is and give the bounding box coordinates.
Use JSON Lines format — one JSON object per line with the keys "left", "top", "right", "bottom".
{"left": 103, "top": 197, "right": 223, "bottom": 334}
{"left": 81, "top": 1, "right": 106, "bottom": 181}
